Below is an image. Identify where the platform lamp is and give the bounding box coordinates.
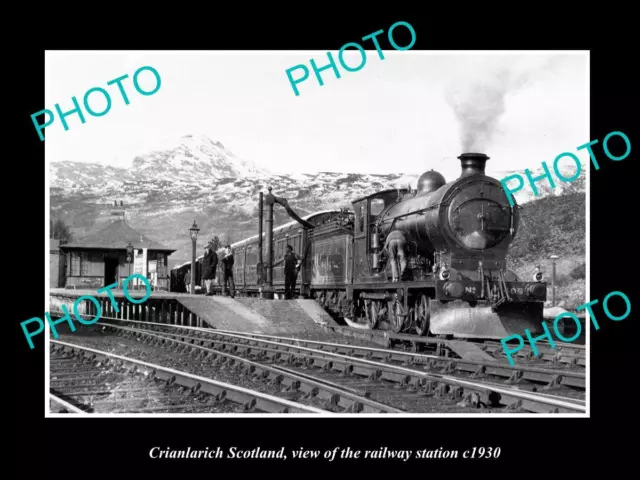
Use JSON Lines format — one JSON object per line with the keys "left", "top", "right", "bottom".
{"left": 126, "top": 241, "right": 134, "bottom": 288}
{"left": 550, "top": 254, "right": 559, "bottom": 306}
{"left": 189, "top": 220, "right": 200, "bottom": 294}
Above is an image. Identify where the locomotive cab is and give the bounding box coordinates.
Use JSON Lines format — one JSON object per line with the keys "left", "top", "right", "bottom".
{"left": 351, "top": 188, "right": 410, "bottom": 280}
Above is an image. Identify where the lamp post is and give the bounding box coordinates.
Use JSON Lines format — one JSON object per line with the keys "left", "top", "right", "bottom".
{"left": 126, "top": 241, "right": 134, "bottom": 288}
{"left": 550, "top": 254, "right": 559, "bottom": 306}
{"left": 189, "top": 220, "right": 200, "bottom": 295}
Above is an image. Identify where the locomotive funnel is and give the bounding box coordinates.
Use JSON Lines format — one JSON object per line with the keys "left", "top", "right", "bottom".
{"left": 458, "top": 153, "right": 489, "bottom": 177}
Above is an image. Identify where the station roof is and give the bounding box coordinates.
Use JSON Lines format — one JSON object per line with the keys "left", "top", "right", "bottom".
{"left": 60, "top": 219, "right": 176, "bottom": 253}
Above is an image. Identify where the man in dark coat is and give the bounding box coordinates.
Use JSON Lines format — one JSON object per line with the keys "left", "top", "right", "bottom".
{"left": 202, "top": 245, "right": 218, "bottom": 295}
{"left": 184, "top": 267, "right": 191, "bottom": 294}
{"left": 274, "top": 245, "right": 301, "bottom": 299}
{"left": 221, "top": 245, "right": 235, "bottom": 297}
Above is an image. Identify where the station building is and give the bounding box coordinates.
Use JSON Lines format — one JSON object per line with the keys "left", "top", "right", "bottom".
{"left": 59, "top": 216, "right": 176, "bottom": 291}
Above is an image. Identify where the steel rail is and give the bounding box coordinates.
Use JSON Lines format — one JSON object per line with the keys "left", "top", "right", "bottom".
{"left": 480, "top": 341, "right": 585, "bottom": 366}
{"left": 97, "top": 321, "right": 584, "bottom": 413}
{"left": 477, "top": 380, "right": 587, "bottom": 404}
{"left": 49, "top": 392, "right": 87, "bottom": 414}
{"left": 96, "top": 316, "right": 585, "bottom": 390}
{"left": 239, "top": 327, "right": 587, "bottom": 365}
{"left": 191, "top": 324, "right": 586, "bottom": 358}
{"left": 97, "top": 323, "right": 403, "bottom": 413}
{"left": 50, "top": 340, "right": 327, "bottom": 414}
{"left": 326, "top": 324, "right": 586, "bottom": 362}
{"left": 268, "top": 364, "right": 364, "bottom": 396}
{"left": 483, "top": 338, "right": 585, "bottom": 351}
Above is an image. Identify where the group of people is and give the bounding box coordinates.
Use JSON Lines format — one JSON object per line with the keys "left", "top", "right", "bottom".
{"left": 183, "top": 242, "right": 302, "bottom": 300}
{"left": 184, "top": 242, "right": 236, "bottom": 297}
{"left": 182, "top": 228, "right": 408, "bottom": 299}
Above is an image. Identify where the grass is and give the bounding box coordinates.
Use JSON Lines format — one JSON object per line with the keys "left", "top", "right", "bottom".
{"left": 508, "top": 192, "right": 586, "bottom": 310}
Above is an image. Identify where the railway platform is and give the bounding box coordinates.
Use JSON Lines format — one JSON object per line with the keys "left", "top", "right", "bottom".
{"left": 49, "top": 288, "right": 339, "bottom": 335}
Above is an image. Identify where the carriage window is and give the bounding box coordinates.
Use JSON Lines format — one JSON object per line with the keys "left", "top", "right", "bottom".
{"left": 358, "top": 205, "right": 364, "bottom": 232}
{"left": 370, "top": 198, "right": 385, "bottom": 216}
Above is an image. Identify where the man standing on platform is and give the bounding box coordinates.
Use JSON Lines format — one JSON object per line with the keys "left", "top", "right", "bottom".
{"left": 202, "top": 244, "right": 218, "bottom": 296}
{"left": 221, "top": 245, "right": 235, "bottom": 298}
{"left": 184, "top": 267, "right": 191, "bottom": 294}
{"left": 274, "top": 245, "right": 301, "bottom": 299}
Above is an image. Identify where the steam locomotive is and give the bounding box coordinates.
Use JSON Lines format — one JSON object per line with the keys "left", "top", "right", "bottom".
{"left": 171, "top": 153, "right": 547, "bottom": 340}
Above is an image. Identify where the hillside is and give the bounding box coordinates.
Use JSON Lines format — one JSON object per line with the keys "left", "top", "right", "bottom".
{"left": 49, "top": 134, "right": 420, "bottom": 265}
{"left": 508, "top": 192, "right": 586, "bottom": 310}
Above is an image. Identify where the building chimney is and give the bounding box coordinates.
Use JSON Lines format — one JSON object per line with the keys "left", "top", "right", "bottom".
{"left": 457, "top": 153, "right": 489, "bottom": 177}
{"left": 109, "top": 199, "right": 126, "bottom": 222}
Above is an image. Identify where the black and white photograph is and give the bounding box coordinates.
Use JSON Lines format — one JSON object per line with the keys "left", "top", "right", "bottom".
{"left": 45, "top": 50, "right": 589, "bottom": 417}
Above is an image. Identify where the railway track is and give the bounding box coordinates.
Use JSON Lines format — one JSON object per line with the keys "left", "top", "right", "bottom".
{"left": 47, "top": 309, "right": 586, "bottom": 367}
{"left": 97, "top": 316, "right": 586, "bottom": 391}
{"left": 191, "top": 327, "right": 586, "bottom": 389}
{"left": 49, "top": 340, "right": 328, "bottom": 414}
{"left": 50, "top": 392, "right": 86, "bottom": 413}
{"left": 49, "top": 337, "right": 402, "bottom": 414}
{"left": 69, "top": 315, "right": 586, "bottom": 414}
{"left": 328, "top": 325, "right": 586, "bottom": 367}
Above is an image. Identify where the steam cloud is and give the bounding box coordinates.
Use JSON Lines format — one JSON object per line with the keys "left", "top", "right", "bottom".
{"left": 445, "top": 56, "right": 558, "bottom": 152}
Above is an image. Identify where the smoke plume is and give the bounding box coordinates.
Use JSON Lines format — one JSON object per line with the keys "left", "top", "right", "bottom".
{"left": 445, "top": 56, "right": 557, "bottom": 152}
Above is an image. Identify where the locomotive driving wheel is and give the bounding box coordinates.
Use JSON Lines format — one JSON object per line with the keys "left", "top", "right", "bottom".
{"left": 387, "top": 298, "right": 406, "bottom": 333}
{"left": 364, "top": 299, "right": 380, "bottom": 329}
{"left": 413, "top": 293, "right": 431, "bottom": 336}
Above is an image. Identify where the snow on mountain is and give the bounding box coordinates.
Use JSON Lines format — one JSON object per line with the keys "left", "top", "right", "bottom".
{"left": 49, "top": 134, "right": 585, "bottom": 264}
{"left": 130, "top": 134, "right": 269, "bottom": 182}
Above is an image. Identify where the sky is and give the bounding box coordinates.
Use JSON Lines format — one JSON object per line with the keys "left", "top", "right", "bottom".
{"left": 44, "top": 51, "right": 588, "bottom": 180}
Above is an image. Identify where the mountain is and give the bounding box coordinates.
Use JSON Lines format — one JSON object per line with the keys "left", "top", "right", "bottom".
{"left": 50, "top": 134, "right": 419, "bottom": 265}
{"left": 49, "top": 134, "right": 586, "bottom": 270}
